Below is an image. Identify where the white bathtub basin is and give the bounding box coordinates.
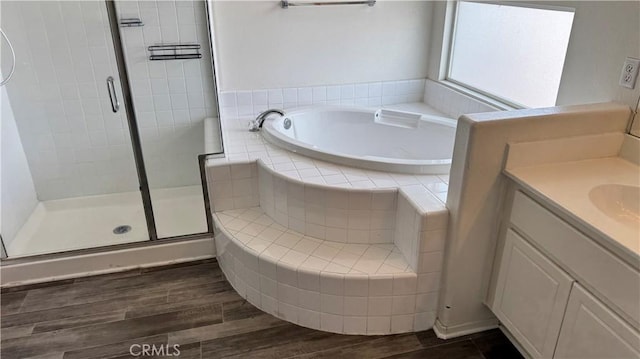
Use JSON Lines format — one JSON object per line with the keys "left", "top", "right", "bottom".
{"left": 261, "top": 106, "right": 456, "bottom": 174}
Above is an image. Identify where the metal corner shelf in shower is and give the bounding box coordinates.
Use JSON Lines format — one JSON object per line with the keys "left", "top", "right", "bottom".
{"left": 119, "top": 18, "right": 144, "bottom": 27}
{"left": 148, "top": 44, "right": 202, "bottom": 61}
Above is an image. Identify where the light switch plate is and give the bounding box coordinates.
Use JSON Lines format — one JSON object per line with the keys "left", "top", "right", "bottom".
{"left": 619, "top": 57, "right": 640, "bottom": 89}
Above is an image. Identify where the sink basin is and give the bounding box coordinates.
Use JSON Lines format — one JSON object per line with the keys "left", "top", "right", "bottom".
{"left": 589, "top": 184, "right": 640, "bottom": 228}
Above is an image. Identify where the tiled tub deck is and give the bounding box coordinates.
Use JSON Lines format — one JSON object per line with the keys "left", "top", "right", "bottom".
{"left": 205, "top": 105, "right": 450, "bottom": 335}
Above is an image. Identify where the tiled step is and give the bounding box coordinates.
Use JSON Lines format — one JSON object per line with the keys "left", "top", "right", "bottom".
{"left": 216, "top": 207, "right": 412, "bottom": 275}
{"left": 208, "top": 160, "right": 448, "bottom": 245}
{"left": 213, "top": 206, "right": 441, "bottom": 335}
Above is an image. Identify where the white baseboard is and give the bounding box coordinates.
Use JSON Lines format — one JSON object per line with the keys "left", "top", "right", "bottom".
{"left": 1, "top": 237, "right": 215, "bottom": 287}
{"left": 432, "top": 317, "right": 499, "bottom": 339}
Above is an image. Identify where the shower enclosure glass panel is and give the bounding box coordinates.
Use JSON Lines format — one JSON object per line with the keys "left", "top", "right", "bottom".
{"left": 114, "top": 0, "right": 218, "bottom": 238}
{"left": 0, "top": 1, "right": 149, "bottom": 256}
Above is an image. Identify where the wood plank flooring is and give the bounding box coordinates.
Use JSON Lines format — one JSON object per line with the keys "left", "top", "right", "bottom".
{"left": 0, "top": 259, "right": 522, "bottom": 358}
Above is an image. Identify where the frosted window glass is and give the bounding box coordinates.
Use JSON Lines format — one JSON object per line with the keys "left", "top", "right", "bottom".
{"left": 449, "top": 2, "right": 574, "bottom": 108}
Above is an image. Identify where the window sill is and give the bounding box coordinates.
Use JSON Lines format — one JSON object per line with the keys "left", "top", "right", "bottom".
{"left": 436, "top": 80, "right": 525, "bottom": 112}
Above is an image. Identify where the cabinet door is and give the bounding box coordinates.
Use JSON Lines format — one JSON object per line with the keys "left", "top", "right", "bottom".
{"left": 492, "top": 229, "right": 574, "bottom": 358}
{"left": 555, "top": 283, "right": 640, "bottom": 359}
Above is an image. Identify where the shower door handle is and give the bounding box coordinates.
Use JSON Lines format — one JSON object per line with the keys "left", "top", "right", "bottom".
{"left": 106, "top": 76, "right": 120, "bottom": 113}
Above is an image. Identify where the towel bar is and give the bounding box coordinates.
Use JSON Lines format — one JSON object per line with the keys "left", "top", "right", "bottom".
{"left": 280, "top": 0, "right": 376, "bottom": 8}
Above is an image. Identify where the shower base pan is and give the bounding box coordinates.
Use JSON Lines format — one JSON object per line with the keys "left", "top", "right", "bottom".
{"left": 7, "top": 186, "right": 208, "bottom": 258}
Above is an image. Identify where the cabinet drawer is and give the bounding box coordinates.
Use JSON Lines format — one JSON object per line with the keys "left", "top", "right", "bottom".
{"left": 510, "top": 191, "right": 640, "bottom": 326}
{"left": 492, "top": 229, "right": 574, "bottom": 358}
{"left": 555, "top": 283, "right": 640, "bottom": 359}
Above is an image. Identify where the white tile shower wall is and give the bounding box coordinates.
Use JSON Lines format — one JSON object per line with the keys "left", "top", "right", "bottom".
{"left": 218, "top": 79, "right": 426, "bottom": 118}
{"left": 116, "top": 0, "right": 219, "bottom": 189}
{"left": 1, "top": 84, "right": 38, "bottom": 244}
{"left": 423, "top": 79, "right": 499, "bottom": 120}
{"left": 0, "top": 1, "right": 139, "bottom": 200}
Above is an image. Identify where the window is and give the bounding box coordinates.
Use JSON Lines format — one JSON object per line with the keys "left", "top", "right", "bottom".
{"left": 447, "top": 1, "right": 575, "bottom": 108}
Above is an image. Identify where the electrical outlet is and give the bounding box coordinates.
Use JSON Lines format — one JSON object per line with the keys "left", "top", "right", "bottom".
{"left": 619, "top": 57, "right": 640, "bottom": 89}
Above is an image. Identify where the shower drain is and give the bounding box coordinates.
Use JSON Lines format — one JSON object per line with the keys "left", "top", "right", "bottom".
{"left": 113, "top": 225, "right": 132, "bottom": 235}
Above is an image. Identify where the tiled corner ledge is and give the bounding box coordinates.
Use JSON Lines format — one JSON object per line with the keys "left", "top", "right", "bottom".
{"left": 204, "top": 101, "right": 451, "bottom": 335}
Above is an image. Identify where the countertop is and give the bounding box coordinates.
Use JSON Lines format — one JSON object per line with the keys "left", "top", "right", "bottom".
{"left": 505, "top": 157, "right": 640, "bottom": 264}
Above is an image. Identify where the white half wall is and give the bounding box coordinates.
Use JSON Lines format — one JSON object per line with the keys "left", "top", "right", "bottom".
{"left": 428, "top": 1, "right": 640, "bottom": 109}
{"left": 1, "top": 83, "right": 38, "bottom": 247}
{"left": 438, "top": 103, "right": 631, "bottom": 337}
{"left": 211, "top": 1, "right": 433, "bottom": 91}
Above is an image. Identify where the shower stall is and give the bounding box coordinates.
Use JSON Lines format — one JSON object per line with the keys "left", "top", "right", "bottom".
{"left": 0, "top": 1, "right": 223, "bottom": 260}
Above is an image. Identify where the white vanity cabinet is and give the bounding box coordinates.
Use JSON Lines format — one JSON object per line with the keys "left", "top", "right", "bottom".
{"left": 492, "top": 229, "right": 573, "bottom": 358}
{"left": 489, "top": 189, "right": 640, "bottom": 359}
{"left": 555, "top": 283, "right": 640, "bottom": 359}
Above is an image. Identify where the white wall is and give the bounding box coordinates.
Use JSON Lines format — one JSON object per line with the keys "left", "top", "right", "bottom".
{"left": 211, "top": 1, "right": 433, "bottom": 91}
{"left": 428, "top": 1, "right": 640, "bottom": 109}
{"left": 555, "top": 1, "right": 640, "bottom": 108}
{"left": 1, "top": 84, "right": 38, "bottom": 247}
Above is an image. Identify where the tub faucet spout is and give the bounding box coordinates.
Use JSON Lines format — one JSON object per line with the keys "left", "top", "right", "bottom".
{"left": 249, "top": 109, "right": 285, "bottom": 132}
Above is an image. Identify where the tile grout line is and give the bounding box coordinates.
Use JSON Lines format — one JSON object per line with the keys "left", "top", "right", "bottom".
{"left": 225, "top": 207, "right": 412, "bottom": 277}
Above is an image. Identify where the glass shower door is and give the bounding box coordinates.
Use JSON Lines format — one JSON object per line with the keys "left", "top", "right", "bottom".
{"left": 0, "top": 1, "right": 151, "bottom": 257}
{"left": 114, "top": 0, "right": 216, "bottom": 239}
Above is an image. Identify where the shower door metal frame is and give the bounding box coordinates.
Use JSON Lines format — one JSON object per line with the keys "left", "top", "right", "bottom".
{"left": 105, "top": 0, "right": 219, "bottom": 242}
{"left": 105, "top": 0, "right": 158, "bottom": 241}
{"left": 0, "top": 235, "right": 7, "bottom": 259}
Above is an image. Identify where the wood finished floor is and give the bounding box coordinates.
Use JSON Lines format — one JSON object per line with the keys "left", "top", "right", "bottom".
{"left": 0, "top": 259, "right": 523, "bottom": 359}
